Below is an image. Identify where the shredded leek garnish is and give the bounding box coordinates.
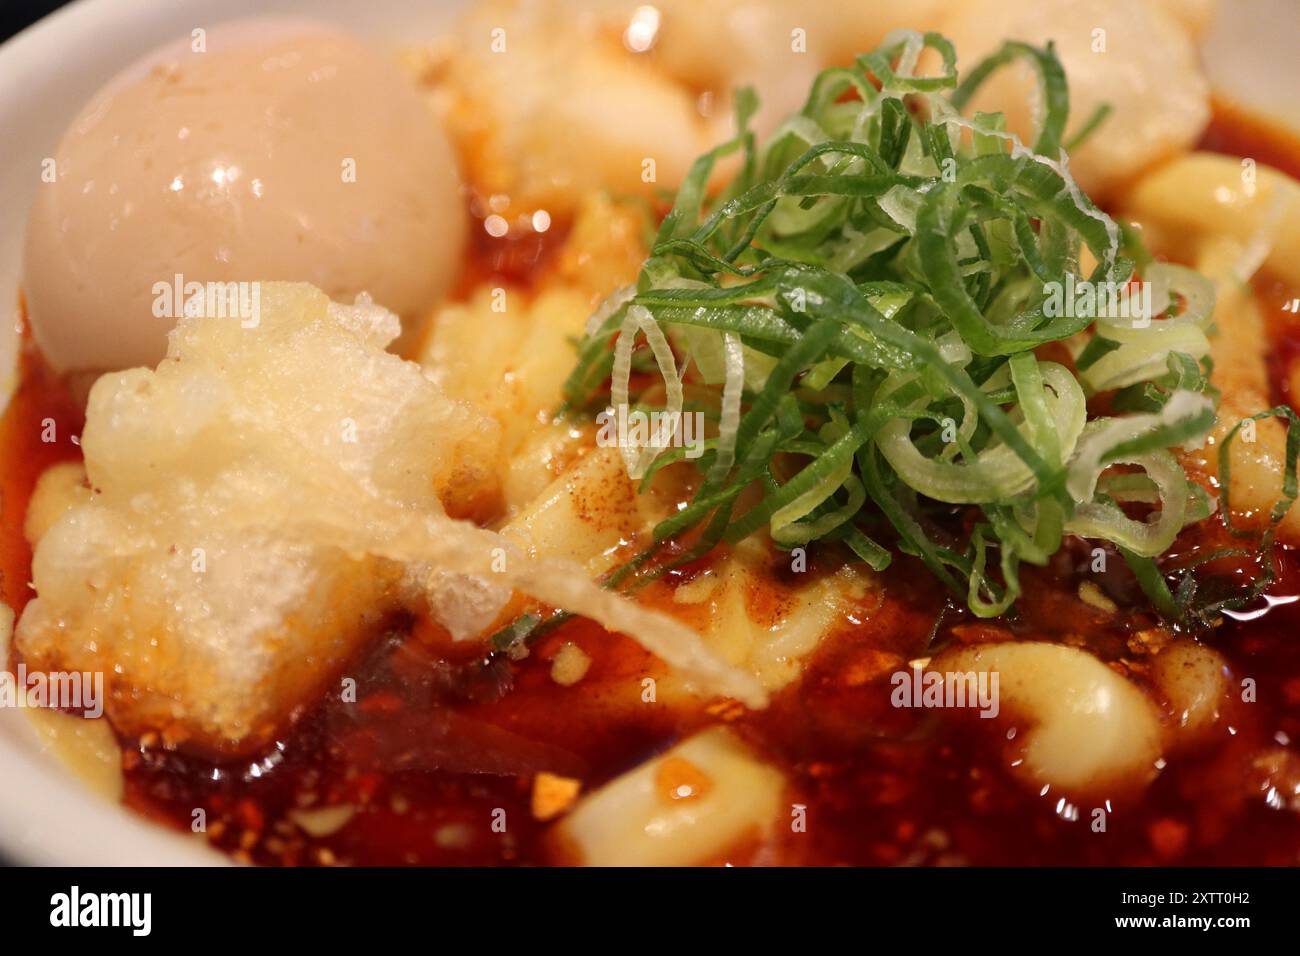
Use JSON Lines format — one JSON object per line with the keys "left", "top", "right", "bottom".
{"left": 554, "top": 30, "right": 1299, "bottom": 630}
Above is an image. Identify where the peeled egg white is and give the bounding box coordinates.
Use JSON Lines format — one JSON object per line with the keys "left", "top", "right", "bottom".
{"left": 23, "top": 18, "right": 466, "bottom": 378}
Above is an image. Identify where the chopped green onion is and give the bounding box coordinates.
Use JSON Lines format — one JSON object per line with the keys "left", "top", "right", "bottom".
{"left": 558, "top": 30, "right": 1297, "bottom": 627}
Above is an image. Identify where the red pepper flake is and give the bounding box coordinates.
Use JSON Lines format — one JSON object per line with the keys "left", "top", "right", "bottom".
{"left": 1149, "top": 818, "right": 1189, "bottom": 861}
{"left": 235, "top": 798, "right": 264, "bottom": 834}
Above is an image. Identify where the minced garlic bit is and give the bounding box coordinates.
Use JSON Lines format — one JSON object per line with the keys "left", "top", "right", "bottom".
{"left": 550, "top": 642, "right": 592, "bottom": 686}
{"left": 1128, "top": 627, "right": 1173, "bottom": 657}
{"left": 1078, "top": 580, "right": 1119, "bottom": 614}
{"left": 434, "top": 822, "right": 475, "bottom": 849}
{"left": 532, "top": 771, "right": 582, "bottom": 821}
{"left": 289, "top": 804, "right": 356, "bottom": 838}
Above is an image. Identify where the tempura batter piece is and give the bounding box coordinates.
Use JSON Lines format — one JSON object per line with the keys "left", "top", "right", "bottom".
{"left": 16, "top": 284, "right": 501, "bottom": 755}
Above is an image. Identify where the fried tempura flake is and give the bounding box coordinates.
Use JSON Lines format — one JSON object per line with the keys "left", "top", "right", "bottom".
{"left": 17, "top": 283, "right": 764, "bottom": 755}
{"left": 16, "top": 284, "right": 502, "bottom": 754}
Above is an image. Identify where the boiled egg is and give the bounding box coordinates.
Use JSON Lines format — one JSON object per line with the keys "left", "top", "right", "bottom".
{"left": 23, "top": 18, "right": 466, "bottom": 379}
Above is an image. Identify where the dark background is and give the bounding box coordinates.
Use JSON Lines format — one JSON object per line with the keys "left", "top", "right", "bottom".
{"left": 2, "top": 0, "right": 71, "bottom": 44}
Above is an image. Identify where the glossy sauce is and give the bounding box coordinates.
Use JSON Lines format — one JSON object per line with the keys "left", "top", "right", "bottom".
{"left": 4, "top": 104, "right": 1300, "bottom": 866}
{"left": 0, "top": 299, "right": 81, "bottom": 617}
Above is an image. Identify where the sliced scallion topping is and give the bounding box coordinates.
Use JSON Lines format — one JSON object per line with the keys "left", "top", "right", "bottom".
{"left": 556, "top": 29, "right": 1298, "bottom": 630}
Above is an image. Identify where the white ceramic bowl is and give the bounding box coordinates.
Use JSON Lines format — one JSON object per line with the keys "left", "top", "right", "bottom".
{"left": 0, "top": 0, "right": 1296, "bottom": 865}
